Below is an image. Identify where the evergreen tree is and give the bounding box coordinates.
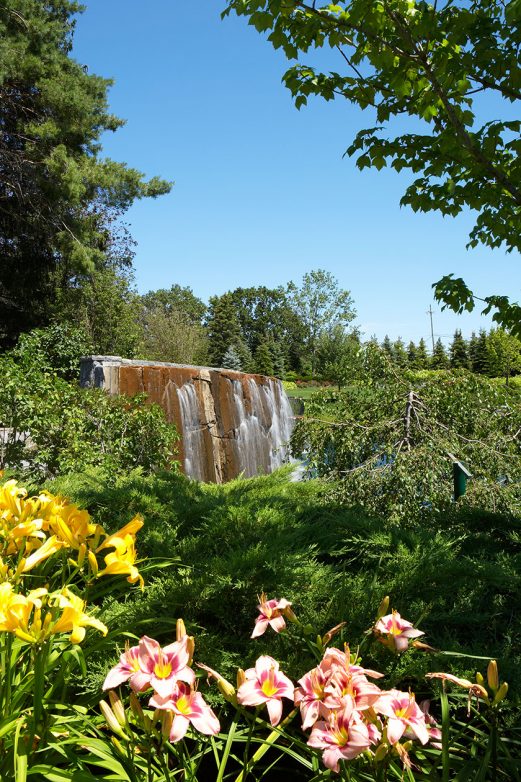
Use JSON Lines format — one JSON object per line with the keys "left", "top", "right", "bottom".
{"left": 205, "top": 294, "right": 242, "bottom": 366}
{"left": 234, "top": 338, "right": 255, "bottom": 374}
{"left": 0, "top": 0, "right": 170, "bottom": 347}
{"left": 468, "top": 332, "right": 479, "bottom": 372}
{"left": 269, "top": 339, "right": 286, "bottom": 379}
{"left": 407, "top": 341, "right": 418, "bottom": 369}
{"left": 450, "top": 329, "right": 470, "bottom": 369}
{"left": 472, "top": 329, "right": 489, "bottom": 374}
{"left": 416, "top": 338, "right": 429, "bottom": 369}
{"left": 382, "top": 335, "right": 393, "bottom": 359}
{"left": 392, "top": 338, "right": 408, "bottom": 368}
{"left": 222, "top": 345, "right": 243, "bottom": 371}
{"left": 431, "top": 338, "right": 449, "bottom": 369}
{"left": 254, "top": 341, "right": 275, "bottom": 376}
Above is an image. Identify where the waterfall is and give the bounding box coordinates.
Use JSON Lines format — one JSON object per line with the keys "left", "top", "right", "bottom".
{"left": 79, "top": 356, "right": 294, "bottom": 483}
{"left": 177, "top": 376, "right": 294, "bottom": 481}
{"left": 177, "top": 383, "right": 207, "bottom": 481}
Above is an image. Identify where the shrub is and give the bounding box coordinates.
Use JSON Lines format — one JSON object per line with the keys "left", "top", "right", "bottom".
{"left": 0, "top": 354, "right": 178, "bottom": 480}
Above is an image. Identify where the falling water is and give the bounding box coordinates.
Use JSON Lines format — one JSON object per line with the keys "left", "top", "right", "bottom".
{"left": 177, "top": 383, "right": 207, "bottom": 481}
{"left": 177, "top": 376, "right": 294, "bottom": 481}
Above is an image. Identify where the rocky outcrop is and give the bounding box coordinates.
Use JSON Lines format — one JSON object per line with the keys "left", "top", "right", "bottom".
{"left": 80, "top": 357, "right": 294, "bottom": 483}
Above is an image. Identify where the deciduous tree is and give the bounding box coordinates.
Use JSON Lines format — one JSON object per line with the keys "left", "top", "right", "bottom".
{"left": 225, "top": 0, "right": 521, "bottom": 333}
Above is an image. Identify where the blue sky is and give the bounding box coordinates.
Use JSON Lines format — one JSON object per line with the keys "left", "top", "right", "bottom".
{"left": 72, "top": 1, "right": 520, "bottom": 345}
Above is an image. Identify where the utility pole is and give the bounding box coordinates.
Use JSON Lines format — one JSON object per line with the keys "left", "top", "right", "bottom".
{"left": 427, "top": 305, "right": 435, "bottom": 353}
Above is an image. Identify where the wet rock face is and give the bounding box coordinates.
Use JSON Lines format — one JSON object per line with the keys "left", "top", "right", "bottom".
{"left": 80, "top": 357, "right": 293, "bottom": 483}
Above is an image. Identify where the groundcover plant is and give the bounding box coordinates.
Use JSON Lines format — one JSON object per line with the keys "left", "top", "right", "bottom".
{"left": 0, "top": 477, "right": 519, "bottom": 781}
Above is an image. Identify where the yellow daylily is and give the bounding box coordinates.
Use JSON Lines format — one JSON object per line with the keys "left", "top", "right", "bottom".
{"left": 97, "top": 515, "right": 144, "bottom": 552}
{"left": 50, "top": 588, "right": 108, "bottom": 645}
{"left": 22, "top": 535, "right": 65, "bottom": 573}
{"left": 97, "top": 534, "right": 144, "bottom": 589}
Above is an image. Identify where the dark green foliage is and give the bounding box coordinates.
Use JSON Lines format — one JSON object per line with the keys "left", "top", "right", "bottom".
{"left": 416, "top": 338, "right": 429, "bottom": 369}
{"left": 140, "top": 285, "right": 206, "bottom": 325}
{"left": 431, "top": 338, "right": 449, "bottom": 369}
{"left": 45, "top": 468, "right": 521, "bottom": 702}
{"left": 0, "top": 355, "right": 178, "bottom": 480}
{"left": 0, "top": 0, "right": 170, "bottom": 348}
{"left": 254, "top": 339, "right": 275, "bottom": 376}
{"left": 206, "top": 293, "right": 243, "bottom": 366}
{"left": 392, "top": 337, "right": 408, "bottom": 368}
{"left": 292, "top": 367, "right": 521, "bottom": 523}
{"left": 450, "top": 329, "right": 470, "bottom": 369}
{"left": 11, "top": 323, "right": 93, "bottom": 381}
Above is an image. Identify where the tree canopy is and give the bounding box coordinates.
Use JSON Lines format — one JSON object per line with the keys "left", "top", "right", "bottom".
{"left": 224, "top": 0, "right": 521, "bottom": 334}
{"left": 0, "top": 0, "right": 170, "bottom": 347}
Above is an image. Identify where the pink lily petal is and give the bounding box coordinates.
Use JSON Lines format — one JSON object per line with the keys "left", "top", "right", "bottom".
{"left": 170, "top": 714, "right": 190, "bottom": 742}
{"left": 266, "top": 697, "right": 283, "bottom": 726}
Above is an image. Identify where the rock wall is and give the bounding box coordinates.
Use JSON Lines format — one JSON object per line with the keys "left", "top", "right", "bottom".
{"left": 80, "top": 357, "right": 294, "bottom": 483}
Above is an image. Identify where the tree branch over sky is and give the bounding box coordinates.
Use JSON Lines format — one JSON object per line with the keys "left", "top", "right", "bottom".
{"left": 224, "top": 0, "right": 521, "bottom": 333}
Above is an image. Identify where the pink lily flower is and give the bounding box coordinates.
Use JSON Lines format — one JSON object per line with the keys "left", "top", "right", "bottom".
{"left": 103, "top": 642, "right": 144, "bottom": 691}
{"left": 377, "top": 689, "right": 429, "bottom": 745}
{"left": 295, "top": 665, "right": 331, "bottom": 730}
{"left": 150, "top": 682, "right": 220, "bottom": 741}
{"left": 374, "top": 611, "right": 424, "bottom": 653}
{"left": 307, "top": 700, "right": 373, "bottom": 773}
{"left": 237, "top": 655, "right": 294, "bottom": 726}
{"left": 251, "top": 593, "right": 294, "bottom": 638}
{"left": 324, "top": 668, "right": 382, "bottom": 712}
{"left": 137, "top": 635, "right": 195, "bottom": 697}
{"left": 321, "top": 647, "right": 384, "bottom": 679}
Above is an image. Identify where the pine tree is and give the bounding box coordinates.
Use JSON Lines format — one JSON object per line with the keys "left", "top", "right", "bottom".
{"left": 0, "top": 1, "right": 170, "bottom": 347}
{"left": 431, "top": 338, "right": 449, "bottom": 369}
{"left": 407, "top": 341, "right": 418, "bottom": 369}
{"left": 382, "top": 335, "right": 393, "bottom": 359}
{"left": 269, "top": 339, "right": 286, "bottom": 379}
{"left": 392, "top": 338, "right": 408, "bottom": 368}
{"left": 234, "top": 338, "right": 255, "bottom": 373}
{"left": 222, "top": 345, "right": 242, "bottom": 371}
{"left": 254, "top": 341, "right": 275, "bottom": 376}
{"left": 206, "top": 294, "right": 242, "bottom": 366}
{"left": 449, "top": 329, "right": 470, "bottom": 369}
{"left": 468, "top": 332, "right": 479, "bottom": 372}
{"left": 416, "top": 338, "right": 429, "bottom": 369}
{"left": 473, "top": 330, "right": 489, "bottom": 374}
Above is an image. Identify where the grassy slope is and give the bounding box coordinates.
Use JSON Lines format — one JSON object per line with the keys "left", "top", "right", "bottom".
{"left": 48, "top": 468, "right": 521, "bottom": 703}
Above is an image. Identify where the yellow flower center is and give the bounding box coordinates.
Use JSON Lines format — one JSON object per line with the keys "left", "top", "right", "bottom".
{"left": 395, "top": 707, "right": 408, "bottom": 718}
{"left": 154, "top": 660, "right": 172, "bottom": 679}
{"left": 175, "top": 695, "right": 192, "bottom": 715}
{"left": 261, "top": 676, "right": 279, "bottom": 697}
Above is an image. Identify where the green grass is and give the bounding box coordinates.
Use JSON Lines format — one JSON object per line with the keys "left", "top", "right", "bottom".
{"left": 46, "top": 467, "right": 521, "bottom": 704}
{"left": 285, "top": 385, "right": 326, "bottom": 400}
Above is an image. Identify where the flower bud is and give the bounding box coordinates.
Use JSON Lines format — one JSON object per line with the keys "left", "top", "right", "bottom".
{"left": 487, "top": 660, "right": 499, "bottom": 692}
{"left": 492, "top": 681, "right": 508, "bottom": 706}
{"left": 217, "top": 677, "right": 237, "bottom": 705}
{"left": 77, "top": 543, "right": 86, "bottom": 569}
{"left": 176, "top": 618, "right": 186, "bottom": 641}
{"left": 322, "top": 622, "right": 347, "bottom": 645}
{"left": 237, "top": 668, "right": 246, "bottom": 688}
{"left": 374, "top": 743, "right": 388, "bottom": 762}
{"left": 108, "top": 691, "right": 126, "bottom": 726}
{"left": 376, "top": 595, "right": 390, "bottom": 620}
{"left": 283, "top": 606, "right": 298, "bottom": 624}
{"left": 161, "top": 710, "right": 174, "bottom": 740}
{"left": 186, "top": 635, "right": 195, "bottom": 666}
{"left": 111, "top": 737, "right": 126, "bottom": 754}
{"left": 129, "top": 692, "right": 144, "bottom": 720}
{"left": 100, "top": 700, "right": 126, "bottom": 738}
{"left": 87, "top": 550, "right": 98, "bottom": 576}
{"left": 476, "top": 672, "right": 485, "bottom": 687}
